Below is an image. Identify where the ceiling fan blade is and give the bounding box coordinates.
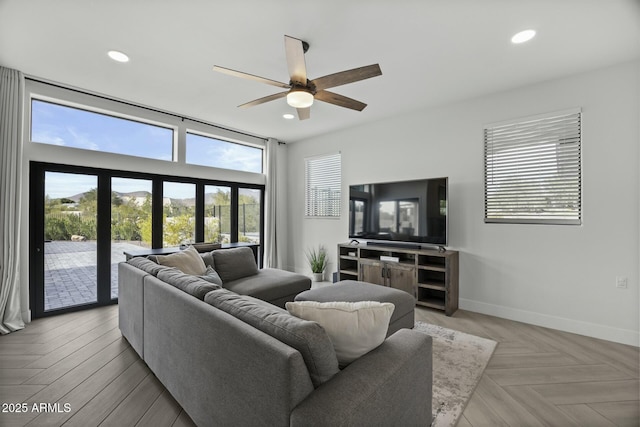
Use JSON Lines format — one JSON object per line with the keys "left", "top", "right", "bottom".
{"left": 315, "top": 90, "right": 367, "bottom": 111}
{"left": 238, "top": 91, "right": 288, "bottom": 108}
{"left": 311, "top": 64, "right": 382, "bottom": 91}
{"left": 213, "top": 65, "right": 290, "bottom": 89}
{"left": 297, "top": 107, "right": 310, "bottom": 120}
{"left": 311, "top": 64, "right": 382, "bottom": 90}
{"left": 284, "top": 35, "right": 307, "bottom": 85}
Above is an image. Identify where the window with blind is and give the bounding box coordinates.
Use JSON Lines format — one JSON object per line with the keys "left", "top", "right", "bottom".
{"left": 484, "top": 109, "right": 582, "bottom": 225}
{"left": 305, "top": 153, "right": 341, "bottom": 217}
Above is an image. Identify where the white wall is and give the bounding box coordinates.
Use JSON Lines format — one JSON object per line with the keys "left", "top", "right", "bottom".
{"left": 285, "top": 60, "right": 640, "bottom": 346}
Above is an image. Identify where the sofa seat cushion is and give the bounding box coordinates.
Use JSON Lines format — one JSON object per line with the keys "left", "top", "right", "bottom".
{"left": 157, "top": 268, "right": 221, "bottom": 300}
{"left": 204, "top": 289, "right": 339, "bottom": 388}
{"left": 211, "top": 247, "right": 259, "bottom": 282}
{"left": 223, "top": 268, "right": 311, "bottom": 306}
{"left": 286, "top": 301, "right": 395, "bottom": 366}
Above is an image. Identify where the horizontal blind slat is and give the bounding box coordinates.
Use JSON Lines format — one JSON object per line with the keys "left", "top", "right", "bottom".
{"left": 305, "top": 153, "right": 342, "bottom": 217}
{"left": 484, "top": 111, "right": 581, "bottom": 224}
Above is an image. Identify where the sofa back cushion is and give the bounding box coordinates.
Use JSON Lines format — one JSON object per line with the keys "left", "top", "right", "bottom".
{"left": 157, "top": 268, "right": 221, "bottom": 300}
{"left": 127, "top": 256, "right": 173, "bottom": 277}
{"left": 204, "top": 290, "right": 339, "bottom": 388}
{"left": 211, "top": 247, "right": 259, "bottom": 283}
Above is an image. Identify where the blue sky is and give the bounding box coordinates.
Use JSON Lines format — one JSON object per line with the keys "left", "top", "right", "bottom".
{"left": 32, "top": 100, "right": 174, "bottom": 161}
{"left": 45, "top": 173, "right": 156, "bottom": 199}
{"left": 45, "top": 172, "right": 97, "bottom": 199}
{"left": 186, "top": 133, "right": 262, "bottom": 173}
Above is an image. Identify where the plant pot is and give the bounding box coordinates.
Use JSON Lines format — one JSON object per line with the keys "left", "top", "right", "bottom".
{"left": 312, "top": 272, "right": 324, "bottom": 282}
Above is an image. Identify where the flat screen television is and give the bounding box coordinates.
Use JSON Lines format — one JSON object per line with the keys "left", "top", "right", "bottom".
{"left": 348, "top": 177, "right": 448, "bottom": 246}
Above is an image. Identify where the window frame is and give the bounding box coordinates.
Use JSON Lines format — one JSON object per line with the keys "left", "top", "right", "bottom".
{"left": 483, "top": 108, "right": 582, "bottom": 225}
{"left": 304, "top": 152, "right": 342, "bottom": 218}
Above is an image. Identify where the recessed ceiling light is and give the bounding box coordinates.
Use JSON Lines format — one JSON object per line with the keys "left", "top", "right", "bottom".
{"left": 283, "top": 113, "right": 295, "bottom": 120}
{"left": 108, "top": 50, "right": 130, "bottom": 62}
{"left": 511, "top": 30, "right": 536, "bottom": 44}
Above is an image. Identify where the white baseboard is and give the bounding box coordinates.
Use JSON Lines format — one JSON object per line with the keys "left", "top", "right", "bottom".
{"left": 459, "top": 298, "right": 639, "bottom": 347}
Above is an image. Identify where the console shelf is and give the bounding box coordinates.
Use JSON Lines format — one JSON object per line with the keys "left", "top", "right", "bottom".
{"left": 338, "top": 243, "right": 459, "bottom": 316}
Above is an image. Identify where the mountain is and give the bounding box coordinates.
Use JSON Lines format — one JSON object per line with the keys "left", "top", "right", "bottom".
{"left": 59, "top": 190, "right": 226, "bottom": 207}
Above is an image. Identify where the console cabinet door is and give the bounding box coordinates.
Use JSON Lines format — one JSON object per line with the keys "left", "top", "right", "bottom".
{"left": 386, "top": 263, "right": 417, "bottom": 300}
{"left": 359, "top": 259, "right": 385, "bottom": 286}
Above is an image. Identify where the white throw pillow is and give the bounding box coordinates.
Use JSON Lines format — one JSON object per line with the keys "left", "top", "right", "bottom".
{"left": 285, "top": 300, "right": 395, "bottom": 366}
{"left": 155, "top": 245, "right": 207, "bottom": 275}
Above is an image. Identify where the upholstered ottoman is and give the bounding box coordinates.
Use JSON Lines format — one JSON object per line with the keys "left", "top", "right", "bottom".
{"left": 294, "top": 280, "right": 415, "bottom": 336}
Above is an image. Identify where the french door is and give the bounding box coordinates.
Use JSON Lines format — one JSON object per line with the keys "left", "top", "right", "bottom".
{"left": 31, "top": 165, "right": 113, "bottom": 317}
{"left": 30, "top": 162, "right": 265, "bottom": 318}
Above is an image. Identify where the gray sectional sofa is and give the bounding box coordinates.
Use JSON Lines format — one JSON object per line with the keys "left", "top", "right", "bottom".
{"left": 118, "top": 247, "right": 433, "bottom": 426}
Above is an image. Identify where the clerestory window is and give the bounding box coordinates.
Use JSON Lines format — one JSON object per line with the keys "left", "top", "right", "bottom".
{"left": 31, "top": 99, "right": 174, "bottom": 161}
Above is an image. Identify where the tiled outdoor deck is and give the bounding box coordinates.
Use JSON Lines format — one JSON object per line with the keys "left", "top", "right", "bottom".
{"left": 44, "top": 240, "right": 147, "bottom": 311}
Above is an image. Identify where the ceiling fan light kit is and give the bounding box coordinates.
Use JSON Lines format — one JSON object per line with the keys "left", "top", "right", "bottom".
{"left": 287, "top": 88, "right": 314, "bottom": 108}
{"left": 213, "top": 35, "right": 382, "bottom": 120}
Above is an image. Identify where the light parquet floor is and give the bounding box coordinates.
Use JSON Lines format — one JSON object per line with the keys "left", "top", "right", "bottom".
{"left": 416, "top": 308, "right": 640, "bottom": 427}
{"left": 0, "top": 304, "right": 638, "bottom": 426}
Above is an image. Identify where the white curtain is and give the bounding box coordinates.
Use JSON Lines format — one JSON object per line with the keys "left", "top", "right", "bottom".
{"left": 0, "top": 67, "right": 25, "bottom": 334}
{"left": 264, "top": 138, "right": 279, "bottom": 268}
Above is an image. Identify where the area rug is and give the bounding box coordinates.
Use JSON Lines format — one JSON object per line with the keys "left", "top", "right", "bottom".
{"left": 413, "top": 321, "right": 497, "bottom": 427}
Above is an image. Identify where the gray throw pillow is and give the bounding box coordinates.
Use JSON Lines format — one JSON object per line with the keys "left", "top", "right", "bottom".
{"left": 199, "top": 266, "right": 223, "bottom": 286}
{"left": 204, "top": 290, "right": 339, "bottom": 388}
{"left": 211, "top": 247, "right": 259, "bottom": 283}
{"left": 200, "top": 251, "right": 215, "bottom": 269}
{"left": 157, "top": 268, "right": 221, "bottom": 300}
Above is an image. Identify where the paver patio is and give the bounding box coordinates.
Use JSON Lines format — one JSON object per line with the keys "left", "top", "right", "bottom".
{"left": 44, "top": 240, "right": 148, "bottom": 311}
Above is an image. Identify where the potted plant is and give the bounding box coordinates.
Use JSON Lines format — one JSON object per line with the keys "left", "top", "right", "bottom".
{"left": 306, "top": 245, "right": 328, "bottom": 282}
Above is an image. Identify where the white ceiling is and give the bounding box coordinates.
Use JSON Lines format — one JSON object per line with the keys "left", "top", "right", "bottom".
{"left": 1, "top": 0, "right": 639, "bottom": 143}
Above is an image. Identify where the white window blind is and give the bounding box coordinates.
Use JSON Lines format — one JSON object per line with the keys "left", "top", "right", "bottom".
{"left": 484, "top": 109, "right": 582, "bottom": 225}
{"left": 305, "top": 153, "right": 341, "bottom": 217}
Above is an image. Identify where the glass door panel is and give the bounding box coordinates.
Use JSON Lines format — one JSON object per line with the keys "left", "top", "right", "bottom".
{"left": 204, "top": 185, "right": 231, "bottom": 243}
{"left": 44, "top": 172, "right": 98, "bottom": 311}
{"left": 111, "top": 177, "right": 153, "bottom": 299}
{"left": 163, "top": 182, "right": 196, "bottom": 247}
{"left": 238, "top": 188, "right": 261, "bottom": 244}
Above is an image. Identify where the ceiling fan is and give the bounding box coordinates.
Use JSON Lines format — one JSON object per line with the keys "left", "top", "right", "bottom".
{"left": 213, "top": 35, "right": 382, "bottom": 120}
